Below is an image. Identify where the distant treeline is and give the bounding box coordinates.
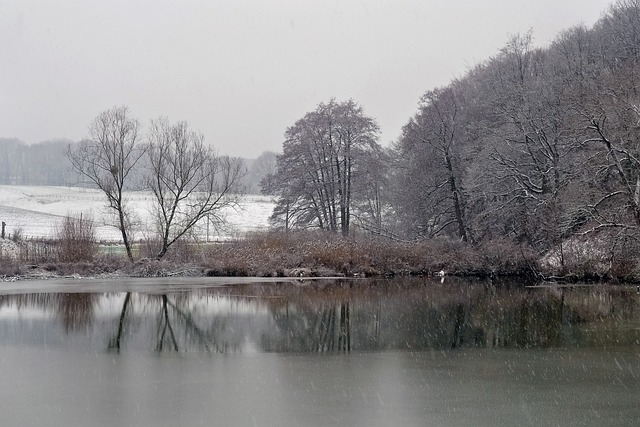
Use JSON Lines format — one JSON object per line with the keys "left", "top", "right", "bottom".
{"left": 0, "top": 137, "right": 275, "bottom": 194}
{"left": 0, "top": 138, "right": 78, "bottom": 186}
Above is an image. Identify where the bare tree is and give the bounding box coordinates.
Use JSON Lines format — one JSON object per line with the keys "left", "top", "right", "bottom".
{"left": 392, "top": 86, "right": 472, "bottom": 242}
{"left": 269, "top": 99, "right": 381, "bottom": 236}
{"left": 146, "top": 118, "right": 245, "bottom": 259}
{"left": 67, "top": 106, "right": 145, "bottom": 261}
{"left": 553, "top": 0, "right": 640, "bottom": 249}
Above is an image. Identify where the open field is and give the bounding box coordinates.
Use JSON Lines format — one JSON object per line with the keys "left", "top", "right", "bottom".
{"left": 0, "top": 185, "right": 274, "bottom": 242}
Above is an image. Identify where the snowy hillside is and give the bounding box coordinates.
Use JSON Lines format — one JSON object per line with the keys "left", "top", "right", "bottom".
{"left": 0, "top": 185, "right": 274, "bottom": 242}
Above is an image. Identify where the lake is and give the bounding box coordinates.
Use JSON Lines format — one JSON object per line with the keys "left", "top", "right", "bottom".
{"left": 1, "top": 276, "right": 638, "bottom": 426}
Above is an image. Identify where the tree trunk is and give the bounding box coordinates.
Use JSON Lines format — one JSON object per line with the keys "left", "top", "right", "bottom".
{"left": 445, "top": 150, "right": 469, "bottom": 242}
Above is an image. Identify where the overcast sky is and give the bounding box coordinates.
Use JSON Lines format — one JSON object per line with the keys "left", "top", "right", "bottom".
{"left": 1, "top": 0, "right": 614, "bottom": 158}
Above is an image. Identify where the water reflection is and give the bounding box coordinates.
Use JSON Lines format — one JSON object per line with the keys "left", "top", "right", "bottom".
{"left": 0, "top": 277, "right": 638, "bottom": 354}
{"left": 1, "top": 277, "right": 638, "bottom": 427}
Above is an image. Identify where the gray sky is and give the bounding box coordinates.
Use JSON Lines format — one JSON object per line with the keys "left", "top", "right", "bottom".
{"left": 1, "top": 0, "right": 614, "bottom": 158}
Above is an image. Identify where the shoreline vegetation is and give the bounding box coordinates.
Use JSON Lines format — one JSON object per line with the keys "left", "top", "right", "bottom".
{"left": 1, "top": 231, "right": 638, "bottom": 284}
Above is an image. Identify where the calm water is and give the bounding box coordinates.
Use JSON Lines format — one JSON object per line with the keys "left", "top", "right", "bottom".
{"left": 0, "top": 276, "right": 638, "bottom": 426}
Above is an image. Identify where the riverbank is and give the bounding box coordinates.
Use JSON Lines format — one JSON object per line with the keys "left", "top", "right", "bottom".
{"left": 4, "top": 231, "right": 638, "bottom": 283}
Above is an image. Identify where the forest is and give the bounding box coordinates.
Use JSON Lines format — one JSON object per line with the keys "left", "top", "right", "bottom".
{"left": 264, "top": 0, "right": 640, "bottom": 275}
{"left": 389, "top": 0, "right": 640, "bottom": 254}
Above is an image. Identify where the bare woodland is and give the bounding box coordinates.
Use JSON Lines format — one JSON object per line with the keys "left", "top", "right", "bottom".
{"left": 264, "top": 0, "right": 640, "bottom": 270}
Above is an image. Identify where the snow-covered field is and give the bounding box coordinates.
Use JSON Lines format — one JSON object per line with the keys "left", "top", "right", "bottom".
{"left": 0, "top": 185, "right": 274, "bottom": 242}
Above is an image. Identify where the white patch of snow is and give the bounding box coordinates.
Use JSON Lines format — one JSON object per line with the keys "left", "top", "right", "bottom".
{"left": 0, "top": 185, "right": 274, "bottom": 242}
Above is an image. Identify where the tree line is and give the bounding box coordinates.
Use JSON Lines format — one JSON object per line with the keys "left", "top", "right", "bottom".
{"left": 265, "top": 0, "right": 640, "bottom": 263}
{"left": 0, "top": 138, "right": 79, "bottom": 185}
{"left": 0, "top": 138, "right": 275, "bottom": 193}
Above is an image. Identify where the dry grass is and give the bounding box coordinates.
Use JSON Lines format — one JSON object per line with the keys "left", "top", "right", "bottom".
{"left": 0, "top": 252, "right": 21, "bottom": 276}
{"left": 203, "top": 231, "right": 538, "bottom": 278}
{"left": 6, "top": 229, "right": 635, "bottom": 281}
{"left": 138, "top": 237, "right": 207, "bottom": 263}
{"left": 12, "top": 214, "right": 98, "bottom": 265}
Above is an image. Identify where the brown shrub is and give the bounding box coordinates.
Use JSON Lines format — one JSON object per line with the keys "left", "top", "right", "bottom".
{"left": 55, "top": 213, "right": 97, "bottom": 263}
{"left": 0, "top": 252, "right": 21, "bottom": 276}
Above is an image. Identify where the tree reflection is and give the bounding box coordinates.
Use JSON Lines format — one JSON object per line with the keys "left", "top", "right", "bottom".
{"left": 339, "top": 301, "right": 350, "bottom": 352}
{"left": 162, "top": 295, "right": 216, "bottom": 352}
{"left": 156, "top": 294, "right": 178, "bottom": 351}
{"left": 312, "top": 301, "right": 350, "bottom": 353}
{"left": 263, "top": 279, "right": 639, "bottom": 353}
{"left": 1, "top": 279, "right": 637, "bottom": 354}
{"left": 108, "top": 292, "right": 224, "bottom": 353}
{"left": 56, "top": 293, "right": 96, "bottom": 332}
{"left": 108, "top": 292, "right": 131, "bottom": 352}
{"left": 0, "top": 293, "right": 97, "bottom": 333}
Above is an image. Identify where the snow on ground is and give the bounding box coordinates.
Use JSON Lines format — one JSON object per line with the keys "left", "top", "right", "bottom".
{"left": 0, "top": 185, "right": 274, "bottom": 242}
